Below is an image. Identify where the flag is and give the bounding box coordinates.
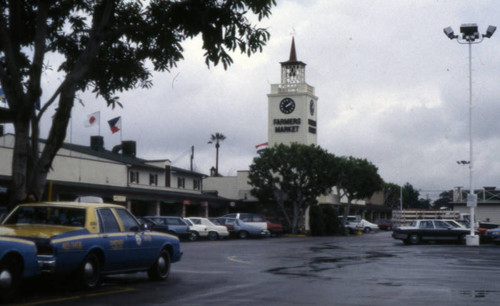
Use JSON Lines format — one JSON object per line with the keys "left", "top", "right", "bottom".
{"left": 108, "top": 116, "right": 121, "bottom": 134}
{"left": 85, "top": 111, "right": 100, "bottom": 127}
{"left": 255, "top": 142, "right": 268, "bottom": 154}
{"left": 0, "top": 88, "right": 6, "bottom": 104}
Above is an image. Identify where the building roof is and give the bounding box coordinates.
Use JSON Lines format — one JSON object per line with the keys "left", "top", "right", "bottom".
{"left": 58, "top": 139, "right": 159, "bottom": 170}
{"left": 41, "top": 136, "right": 207, "bottom": 177}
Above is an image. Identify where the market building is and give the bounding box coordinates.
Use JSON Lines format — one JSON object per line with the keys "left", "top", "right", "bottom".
{"left": 0, "top": 133, "right": 232, "bottom": 217}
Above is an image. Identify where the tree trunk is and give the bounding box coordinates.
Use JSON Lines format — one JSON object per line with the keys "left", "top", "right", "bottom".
{"left": 30, "top": 85, "right": 76, "bottom": 200}
{"left": 291, "top": 201, "right": 300, "bottom": 234}
{"left": 273, "top": 188, "right": 292, "bottom": 231}
{"left": 4, "top": 0, "right": 113, "bottom": 207}
{"left": 9, "top": 120, "right": 31, "bottom": 208}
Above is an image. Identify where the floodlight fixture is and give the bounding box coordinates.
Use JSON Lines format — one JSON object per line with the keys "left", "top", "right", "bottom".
{"left": 460, "top": 23, "right": 480, "bottom": 41}
{"left": 443, "top": 26, "right": 458, "bottom": 39}
{"left": 484, "top": 25, "right": 497, "bottom": 38}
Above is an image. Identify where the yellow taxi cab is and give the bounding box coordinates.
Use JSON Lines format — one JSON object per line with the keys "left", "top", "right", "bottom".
{"left": 0, "top": 202, "right": 182, "bottom": 289}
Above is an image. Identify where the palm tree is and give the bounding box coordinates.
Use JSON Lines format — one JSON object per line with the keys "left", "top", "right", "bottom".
{"left": 208, "top": 133, "right": 226, "bottom": 176}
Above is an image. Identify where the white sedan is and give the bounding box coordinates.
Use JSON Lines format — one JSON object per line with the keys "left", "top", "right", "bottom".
{"left": 183, "top": 218, "right": 208, "bottom": 241}
{"left": 357, "top": 219, "right": 379, "bottom": 233}
{"left": 187, "top": 217, "right": 230, "bottom": 240}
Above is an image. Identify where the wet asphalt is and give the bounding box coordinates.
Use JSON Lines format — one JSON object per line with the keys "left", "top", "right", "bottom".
{"left": 12, "top": 231, "right": 500, "bottom": 305}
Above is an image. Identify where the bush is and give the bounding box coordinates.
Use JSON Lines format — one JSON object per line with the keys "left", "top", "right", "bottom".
{"left": 309, "top": 205, "right": 325, "bottom": 236}
{"left": 322, "top": 205, "right": 339, "bottom": 235}
{"left": 309, "top": 205, "right": 340, "bottom": 236}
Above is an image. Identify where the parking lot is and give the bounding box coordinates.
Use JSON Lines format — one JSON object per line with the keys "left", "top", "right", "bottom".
{"left": 13, "top": 231, "right": 500, "bottom": 305}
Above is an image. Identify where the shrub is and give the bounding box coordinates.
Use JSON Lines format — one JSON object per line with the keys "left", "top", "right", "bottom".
{"left": 309, "top": 205, "right": 325, "bottom": 236}
{"left": 322, "top": 205, "right": 339, "bottom": 235}
{"left": 309, "top": 205, "right": 340, "bottom": 236}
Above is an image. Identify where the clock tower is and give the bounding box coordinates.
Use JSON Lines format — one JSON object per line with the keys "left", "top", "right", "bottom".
{"left": 268, "top": 38, "right": 318, "bottom": 147}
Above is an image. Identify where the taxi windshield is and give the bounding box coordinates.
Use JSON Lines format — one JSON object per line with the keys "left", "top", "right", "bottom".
{"left": 4, "top": 205, "right": 86, "bottom": 227}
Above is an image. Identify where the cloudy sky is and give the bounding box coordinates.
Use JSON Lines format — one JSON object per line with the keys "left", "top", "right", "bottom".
{"left": 6, "top": 0, "right": 500, "bottom": 199}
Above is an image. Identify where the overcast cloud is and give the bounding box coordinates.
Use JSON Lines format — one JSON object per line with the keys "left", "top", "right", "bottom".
{"left": 6, "top": 0, "right": 500, "bottom": 199}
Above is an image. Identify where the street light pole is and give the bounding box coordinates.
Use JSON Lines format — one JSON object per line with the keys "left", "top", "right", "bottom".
{"left": 444, "top": 24, "right": 496, "bottom": 246}
{"left": 467, "top": 40, "right": 475, "bottom": 239}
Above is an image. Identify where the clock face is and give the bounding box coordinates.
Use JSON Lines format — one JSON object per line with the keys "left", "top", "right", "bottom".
{"left": 310, "top": 100, "right": 315, "bottom": 116}
{"left": 280, "top": 98, "right": 295, "bottom": 114}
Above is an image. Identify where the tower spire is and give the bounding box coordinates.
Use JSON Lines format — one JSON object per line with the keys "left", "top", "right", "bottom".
{"left": 289, "top": 37, "right": 297, "bottom": 62}
{"left": 281, "top": 37, "right": 304, "bottom": 65}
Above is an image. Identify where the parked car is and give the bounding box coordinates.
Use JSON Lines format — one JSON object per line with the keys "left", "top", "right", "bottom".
{"left": 266, "top": 219, "right": 284, "bottom": 236}
{"left": 376, "top": 219, "right": 393, "bottom": 231}
{"left": 392, "top": 219, "right": 471, "bottom": 245}
{"left": 0, "top": 202, "right": 182, "bottom": 289}
{"left": 187, "top": 217, "right": 230, "bottom": 240}
{"left": 338, "top": 215, "right": 361, "bottom": 233}
{"left": 221, "top": 213, "right": 269, "bottom": 234}
{"left": 144, "top": 216, "right": 193, "bottom": 240}
{"left": 183, "top": 218, "right": 208, "bottom": 240}
{"left": 357, "top": 219, "right": 379, "bottom": 233}
{"left": 0, "top": 237, "right": 39, "bottom": 301}
{"left": 476, "top": 222, "right": 500, "bottom": 239}
{"left": 449, "top": 220, "right": 497, "bottom": 242}
{"left": 216, "top": 217, "right": 270, "bottom": 238}
{"left": 483, "top": 226, "right": 500, "bottom": 244}
{"left": 138, "top": 216, "right": 170, "bottom": 233}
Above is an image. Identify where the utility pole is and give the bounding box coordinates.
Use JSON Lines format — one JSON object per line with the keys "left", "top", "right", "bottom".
{"left": 190, "top": 146, "right": 194, "bottom": 172}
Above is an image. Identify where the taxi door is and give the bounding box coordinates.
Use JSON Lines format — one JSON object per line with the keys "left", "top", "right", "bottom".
{"left": 96, "top": 208, "right": 129, "bottom": 271}
{"left": 115, "top": 208, "right": 157, "bottom": 270}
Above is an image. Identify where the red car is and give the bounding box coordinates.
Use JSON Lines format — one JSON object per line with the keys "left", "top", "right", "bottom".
{"left": 376, "top": 219, "right": 393, "bottom": 231}
{"left": 266, "top": 219, "right": 284, "bottom": 236}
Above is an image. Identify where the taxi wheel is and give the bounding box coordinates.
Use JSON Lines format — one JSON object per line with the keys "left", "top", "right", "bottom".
{"left": 78, "top": 253, "right": 101, "bottom": 290}
{"left": 148, "top": 249, "right": 171, "bottom": 281}
{"left": 238, "top": 231, "right": 249, "bottom": 239}
{"left": 0, "top": 257, "right": 21, "bottom": 302}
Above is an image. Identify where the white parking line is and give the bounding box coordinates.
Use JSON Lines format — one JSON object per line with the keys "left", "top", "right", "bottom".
{"left": 227, "top": 255, "right": 252, "bottom": 264}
